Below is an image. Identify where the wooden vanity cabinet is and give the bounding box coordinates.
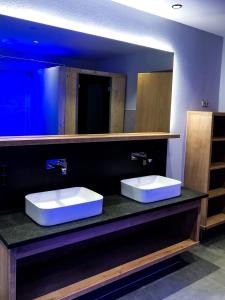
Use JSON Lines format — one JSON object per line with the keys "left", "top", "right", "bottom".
{"left": 185, "top": 111, "right": 225, "bottom": 230}
{"left": 0, "top": 196, "right": 201, "bottom": 300}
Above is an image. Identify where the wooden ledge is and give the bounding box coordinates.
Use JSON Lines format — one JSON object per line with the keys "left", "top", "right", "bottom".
{"left": 201, "top": 213, "right": 225, "bottom": 230}
{"left": 0, "top": 132, "right": 180, "bottom": 147}
{"left": 35, "top": 239, "right": 197, "bottom": 300}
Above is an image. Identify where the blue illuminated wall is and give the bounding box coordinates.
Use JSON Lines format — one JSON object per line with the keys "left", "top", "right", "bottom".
{"left": 30, "top": 67, "right": 60, "bottom": 135}
{"left": 0, "top": 69, "right": 33, "bottom": 135}
{"left": 0, "top": 61, "right": 61, "bottom": 136}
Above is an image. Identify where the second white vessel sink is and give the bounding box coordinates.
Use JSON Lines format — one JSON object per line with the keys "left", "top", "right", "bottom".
{"left": 121, "top": 175, "right": 181, "bottom": 203}
{"left": 25, "top": 187, "right": 103, "bottom": 226}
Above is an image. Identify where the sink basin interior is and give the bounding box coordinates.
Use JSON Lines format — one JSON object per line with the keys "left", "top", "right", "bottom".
{"left": 122, "top": 176, "right": 180, "bottom": 189}
{"left": 25, "top": 187, "right": 103, "bottom": 226}
{"left": 27, "top": 187, "right": 102, "bottom": 209}
{"left": 121, "top": 175, "right": 181, "bottom": 203}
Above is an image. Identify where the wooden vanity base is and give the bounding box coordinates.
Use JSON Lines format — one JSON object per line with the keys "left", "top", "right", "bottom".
{"left": 0, "top": 241, "right": 16, "bottom": 300}
{"left": 0, "top": 199, "right": 201, "bottom": 300}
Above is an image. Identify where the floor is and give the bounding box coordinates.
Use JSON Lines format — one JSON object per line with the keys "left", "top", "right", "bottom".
{"left": 117, "top": 230, "right": 225, "bottom": 300}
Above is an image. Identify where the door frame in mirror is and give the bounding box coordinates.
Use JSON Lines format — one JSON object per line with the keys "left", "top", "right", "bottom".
{"left": 58, "top": 67, "right": 126, "bottom": 134}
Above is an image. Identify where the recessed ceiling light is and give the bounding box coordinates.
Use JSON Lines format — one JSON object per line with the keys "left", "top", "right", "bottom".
{"left": 33, "top": 40, "right": 39, "bottom": 44}
{"left": 172, "top": 4, "right": 183, "bottom": 9}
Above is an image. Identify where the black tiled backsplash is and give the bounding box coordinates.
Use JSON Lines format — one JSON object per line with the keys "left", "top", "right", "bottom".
{"left": 0, "top": 140, "right": 167, "bottom": 212}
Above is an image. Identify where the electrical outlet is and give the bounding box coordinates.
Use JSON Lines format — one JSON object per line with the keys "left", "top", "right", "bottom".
{"left": 201, "top": 99, "right": 209, "bottom": 108}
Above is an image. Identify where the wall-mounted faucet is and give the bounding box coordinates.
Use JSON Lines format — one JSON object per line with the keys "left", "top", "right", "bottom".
{"left": 131, "top": 152, "right": 152, "bottom": 166}
{"left": 46, "top": 159, "right": 67, "bottom": 175}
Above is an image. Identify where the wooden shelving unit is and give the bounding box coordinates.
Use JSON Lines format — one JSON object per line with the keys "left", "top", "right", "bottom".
{"left": 185, "top": 111, "right": 225, "bottom": 230}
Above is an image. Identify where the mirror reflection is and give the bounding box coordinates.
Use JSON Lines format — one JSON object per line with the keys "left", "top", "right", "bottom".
{"left": 0, "top": 15, "right": 174, "bottom": 136}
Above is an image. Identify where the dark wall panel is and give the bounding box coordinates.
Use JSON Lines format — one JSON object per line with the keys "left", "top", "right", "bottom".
{"left": 0, "top": 140, "right": 167, "bottom": 212}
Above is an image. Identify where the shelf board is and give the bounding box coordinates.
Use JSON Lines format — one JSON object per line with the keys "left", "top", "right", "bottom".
{"left": 212, "top": 136, "right": 225, "bottom": 142}
{"left": 201, "top": 213, "right": 225, "bottom": 230}
{"left": 208, "top": 188, "right": 225, "bottom": 199}
{"left": 34, "top": 239, "right": 197, "bottom": 300}
{"left": 210, "top": 162, "right": 225, "bottom": 171}
{"left": 213, "top": 113, "right": 225, "bottom": 117}
{"left": 0, "top": 132, "right": 180, "bottom": 147}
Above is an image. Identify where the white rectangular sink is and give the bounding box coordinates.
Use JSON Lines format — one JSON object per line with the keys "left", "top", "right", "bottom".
{"left": 25, "top": 187, "right": 103, "bottom": 226}
{"left": 121, "top": 175, "right": 181, "bottom": 203}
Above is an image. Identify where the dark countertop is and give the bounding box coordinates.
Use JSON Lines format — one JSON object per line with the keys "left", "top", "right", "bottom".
{"left": 0, "top": 188, "right": 206, "bottom": 248}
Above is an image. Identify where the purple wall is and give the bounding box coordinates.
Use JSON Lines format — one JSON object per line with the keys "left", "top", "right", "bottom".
{"left": 219, "top": 41, "right": 225, "bottom": 111}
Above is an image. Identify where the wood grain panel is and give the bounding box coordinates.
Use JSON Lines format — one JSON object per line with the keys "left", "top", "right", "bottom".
{"left": 66, "top": 67, "right": 124, "bottom": 78}
{"left": 136, "top": 72, "right": 172, "bottom": 132}
{"left": 212, "top": 137, "right": 225, "bottom": 141}
{"left": 64, "top": 68, "right": 78, "bottom": 134}
{"left": 184, "top": 111, "right": 213, "bottom": 193}
{"left": 202, "top": 213, "right": 225, "bottom": 229}
{"left": 0, "top": 132, "right": 180, "bottom": 147}
{"left": 0, "top": 241, "right": 16, "bottom": 300}
{"left": 110, "top": 75, "right": 126, "bottom": 132}
{"left": 210, "top": 162, "right": 225, "bottom": 170}
{"left": 190, "top": 204, "right": 201, "bottom": 241}
{"left": 184, "top": 111, "right": 213, "bottom": 227}
{"left": 200, "top": 198, "right": 208, "bottom": 228}
{"left": 209, "top": 187, "right": 225, "bottom": 199}
{"left": 57, "top": 67, "right": 67, "bottom": 134}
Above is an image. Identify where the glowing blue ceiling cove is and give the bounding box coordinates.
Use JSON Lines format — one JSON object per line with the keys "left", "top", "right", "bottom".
{"left": 0, "top": 4, "right": 173, "bottom": 52}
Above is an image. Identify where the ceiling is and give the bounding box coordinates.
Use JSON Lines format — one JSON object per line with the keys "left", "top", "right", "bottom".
{"left": 0, "top": 15, "right": 150, "bottom": 60}
{"left": 0, "top": 0, "right": 224, "bottom": 38}
{"left": 112, "top": 0, "right": 225, "bottom": 37}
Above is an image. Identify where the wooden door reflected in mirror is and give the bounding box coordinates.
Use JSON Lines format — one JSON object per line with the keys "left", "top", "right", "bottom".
{"left": 62, "top": 67, "right": 126, "bottom": 134}
{"left": 136, "top": 72, "right": 173, "bottom": 132}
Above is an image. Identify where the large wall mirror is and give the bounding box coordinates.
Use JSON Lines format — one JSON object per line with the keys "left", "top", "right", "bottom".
{"left": 0, "top": 15, "right": 174, "bottom": 136}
